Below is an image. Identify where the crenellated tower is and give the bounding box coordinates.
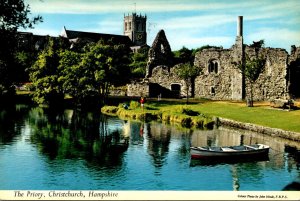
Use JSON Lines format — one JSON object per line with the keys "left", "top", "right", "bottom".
{"left": 124, "top": 13, "right": 147, "bottom": 46}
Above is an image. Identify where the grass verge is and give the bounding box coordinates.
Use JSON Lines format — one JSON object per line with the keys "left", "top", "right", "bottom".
{"left": 102, "top": 99, "right": 300, "bottom": 133}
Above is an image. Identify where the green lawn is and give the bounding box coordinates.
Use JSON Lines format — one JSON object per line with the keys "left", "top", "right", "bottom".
{"left": 152, "top": 100, "right": 300, "bottom": 133}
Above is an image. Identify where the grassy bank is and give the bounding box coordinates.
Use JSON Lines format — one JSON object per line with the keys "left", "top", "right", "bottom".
{"left": 193, "top": 101, "right": 300, "bottom": 133}
{"left": 102, "top": 99, "right": 300, "bottom": 133}
{"left": 101, "top": 101, "right": 214, "bottom": 129}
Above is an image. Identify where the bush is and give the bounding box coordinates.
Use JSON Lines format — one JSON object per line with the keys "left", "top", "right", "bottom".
{"left": 181, "top": 117, "right": 192, "bottom": 127}
{"left": 181, "top": 108, "right": 199, "bottom": 116}
{"left": 204, "top": 119, "right": 214, "bottom": 129}
{"left": 192, "top": 117, "right": 204, "bottom": 128}
{"left": 101, "top": 106, "right": 119, "bottom": 114}
{"left": 130, "top": 100, "right": 140, "bottom": 109}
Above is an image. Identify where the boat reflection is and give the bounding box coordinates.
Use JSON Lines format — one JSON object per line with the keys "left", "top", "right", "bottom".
{"left": 190, "top": 155, "right": 269, "bottom": 167}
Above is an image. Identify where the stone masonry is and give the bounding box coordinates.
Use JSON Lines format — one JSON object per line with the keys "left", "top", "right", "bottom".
{"left": 145, "top": 30, "right": 173, "bottom": 78}
{"left": 128, "top": 16, "right": 300, "bottom": 101}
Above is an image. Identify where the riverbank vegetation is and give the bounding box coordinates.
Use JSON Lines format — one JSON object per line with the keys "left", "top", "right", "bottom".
{"left": 102, "top": 99, "right": 300, "bottom": 133}
{"left": 101, "top": 100, "right": 215, "bottom": 129}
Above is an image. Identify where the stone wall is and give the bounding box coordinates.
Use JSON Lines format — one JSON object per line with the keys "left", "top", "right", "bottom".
{"left": 127, "top": 81, "right": 149, "bottom": 97}
{"left": 194, "top": 48, "right": 241, "bottom": 100}
{"left": 128, "top": 26, "right": 300, "bottom": 101}
{"left": 244, "top": 47, "right": 289, "bottom": 101}
{"left": 193, "top": 45, "right": 292, "bottom": 101}
{"left": 216, "top": 117, "right": 300, "bottom": 141}
{"left": 146, "top": 30, "right": 173, "bottom": 78}
{"left": 148, "top": 64, "right": 191, "bottom": 97}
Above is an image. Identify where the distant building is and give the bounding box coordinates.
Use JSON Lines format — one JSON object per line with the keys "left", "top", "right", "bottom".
{"left": 60, "top": 26, "right": 133, "bottom": 49}
{"left": 17, "top": 32, "right": 50, "bottom": 51}
{"left": 17, "top": 12, "right": 149, "bottom": 52}
{"left": 124, "top": 13, "right": 148, "bottom": 52}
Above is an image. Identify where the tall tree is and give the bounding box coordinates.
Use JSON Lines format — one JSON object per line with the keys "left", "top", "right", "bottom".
{"left": 235, "top": 40, "right": 265, "bottom": 107}
{"left": 129, "top": 51, "right": 147, "bottom": 78}
{"left": 58, "top": 50, "right": 83, "bottom": 105}
{"left": 175, "top": 63, "right": 201, "bottom": 103}
{"left": 80, "top": 41, "right": 131, "bottom": 105}
{"left": 242, "top": 55, "right": 265, "bottom": 107}
{"left": 0, "top": 0, "right": 42, "bottom": 96}
{"left": 29, "top": 37, "right": 66, "bottom": 106}
{"left": 58, "top": 40, "right": 131, "bottom": 107}
{"left": 14, "top": 51, "right": 37, "bottom": 83}
{"left": 173, "top": 46, "right": 194, "bottom": 65}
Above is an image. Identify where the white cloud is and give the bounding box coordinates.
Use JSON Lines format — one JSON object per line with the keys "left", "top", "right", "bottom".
{"left": 25, "top": 0, "right": 286, "bottom": 14}
{"left": 23, "top": 0, "right": 299, "bottom": 52}
{"left": 246, "top": 28, "right": 300, "bottom": 50}
{"left": 157, "top": 15, "right": 235, "bottom": 30}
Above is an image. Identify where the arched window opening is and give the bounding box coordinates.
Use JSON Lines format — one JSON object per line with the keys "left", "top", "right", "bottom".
{"left": 211, "top": 86, "right": 215, "bottom": 95}
{"left": 208, "top": 62, "right": 213, "bottom": 73}
{"left": 208, "top": 60, "right": 219, "bottom": 74}
{"left": 161, "top": 44, "right": 165, "bottom": 53}
{"left": 214, "top": 62, "right": 218, "bottom": 74}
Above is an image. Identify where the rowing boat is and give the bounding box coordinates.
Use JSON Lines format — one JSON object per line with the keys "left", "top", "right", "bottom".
{"left": 190, "top": 144, "right": 269, "bottom": 159}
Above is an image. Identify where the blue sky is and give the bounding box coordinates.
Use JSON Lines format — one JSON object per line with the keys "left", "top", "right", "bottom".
{"left": 24, "top": 0, "right": 300, "bottom": 52}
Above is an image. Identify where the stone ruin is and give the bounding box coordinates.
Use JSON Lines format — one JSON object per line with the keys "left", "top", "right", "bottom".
{"left": 128, "top": 29, "right": 188, "bottom": 98}
{"left": 145, "top": 30, "right": 173, "bottom": 78}
{"left": 128, "top": 17, "right": 300, "bottom": 102}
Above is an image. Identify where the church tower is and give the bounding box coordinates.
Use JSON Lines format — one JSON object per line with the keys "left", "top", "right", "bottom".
{"left": 124, "top": 13, "right": 147, "bottom": 46}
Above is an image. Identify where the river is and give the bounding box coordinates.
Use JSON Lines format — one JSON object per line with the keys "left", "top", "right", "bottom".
{"left": 0, "top": 104, "right": 299, "bottom": 190}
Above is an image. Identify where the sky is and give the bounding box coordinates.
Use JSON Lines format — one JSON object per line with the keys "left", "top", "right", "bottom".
{"left": 23, "top": 0, "right": 300, "bottom": 52}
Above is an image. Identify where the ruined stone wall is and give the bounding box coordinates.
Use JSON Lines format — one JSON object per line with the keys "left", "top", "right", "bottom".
{"left": 194, "top": 48, "right": 241, "bottom": 100}
{"left": 127, "top": 81, "right": 149, "bottom": 97}
{"left": 146, "top": 30, "right": 173, "bottom": 78}
{"left": 149, "top": 64, "right": 190, "bottom": 97}
{"left": 193, "top": 46, "right": 290, "bottom": 101}
{"left": 245, "top": 47, "right": 289, "bottom": 101}
{"left": 289, "top": 45, "right": 300, "bottom": 63}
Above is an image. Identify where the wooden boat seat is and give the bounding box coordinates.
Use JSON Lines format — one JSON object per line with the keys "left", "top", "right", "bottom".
{"left": 221, "top": 147, "right": 237, "bottom": 152}
{"left": 244, "top": 145, "right": 258, "bottom": 150}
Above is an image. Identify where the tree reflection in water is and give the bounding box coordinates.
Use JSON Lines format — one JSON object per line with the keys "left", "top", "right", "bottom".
{"left": 28, "top": 107, "right": 128, "bottom": 166}
{"left": 147, "top": 123, "right": 171, "bottom": 169}
{"left": 0, "top": 104, "right": 30, "bottom": 144}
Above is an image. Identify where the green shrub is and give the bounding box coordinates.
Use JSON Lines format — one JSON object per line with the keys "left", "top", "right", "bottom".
{"left": 204, "top": 118, "right": 214, "bottom": 129}
{"left": 181, "top": 117, "right": 192, "bottom": 127}
{"left": 101, "top": 106, "right": 119, "bottom": 114}
{"left": 192, "top": 117, "right": 204, "bottom": 128}
{"left": 182, "top": 108, "right": 199, "bottom": 116}
{"left": 130, "top": 100, "right": 140, "bottom": 109}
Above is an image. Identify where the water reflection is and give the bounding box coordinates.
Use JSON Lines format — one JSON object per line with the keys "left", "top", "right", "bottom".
{"left": 190, "top": 126, "right": 300, "bottom": 190}
{"left": 28, "top": 107, "right": 128, "bottom": 168}
{"left": 0, "top": 105, "right": 299, "bottom": 190}
{"left": 147, "top": 123, "right": 171, "bottom": 169}
{"left": 0, "top": 104, "right": 30, "bottom": 145}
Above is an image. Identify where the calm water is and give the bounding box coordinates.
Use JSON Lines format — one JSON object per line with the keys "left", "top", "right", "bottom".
{"left": 0, "top": 105, "right": 299, "bottom": 190}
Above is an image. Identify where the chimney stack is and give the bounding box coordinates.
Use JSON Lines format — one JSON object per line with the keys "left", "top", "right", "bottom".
{"left": 237, "top": 16, "right": 243, "bottom": 37}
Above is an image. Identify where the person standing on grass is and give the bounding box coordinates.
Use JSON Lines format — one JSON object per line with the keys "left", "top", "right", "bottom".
{"left": 140, "top": 97, "right": 145, "bottom": 109}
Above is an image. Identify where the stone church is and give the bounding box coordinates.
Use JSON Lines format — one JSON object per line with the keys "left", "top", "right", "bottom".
{"left": 17, "top": 12, "right": 148, "bottom": 53}
{"left": 128, "top": 16, "right": 300, "bottom": 101}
